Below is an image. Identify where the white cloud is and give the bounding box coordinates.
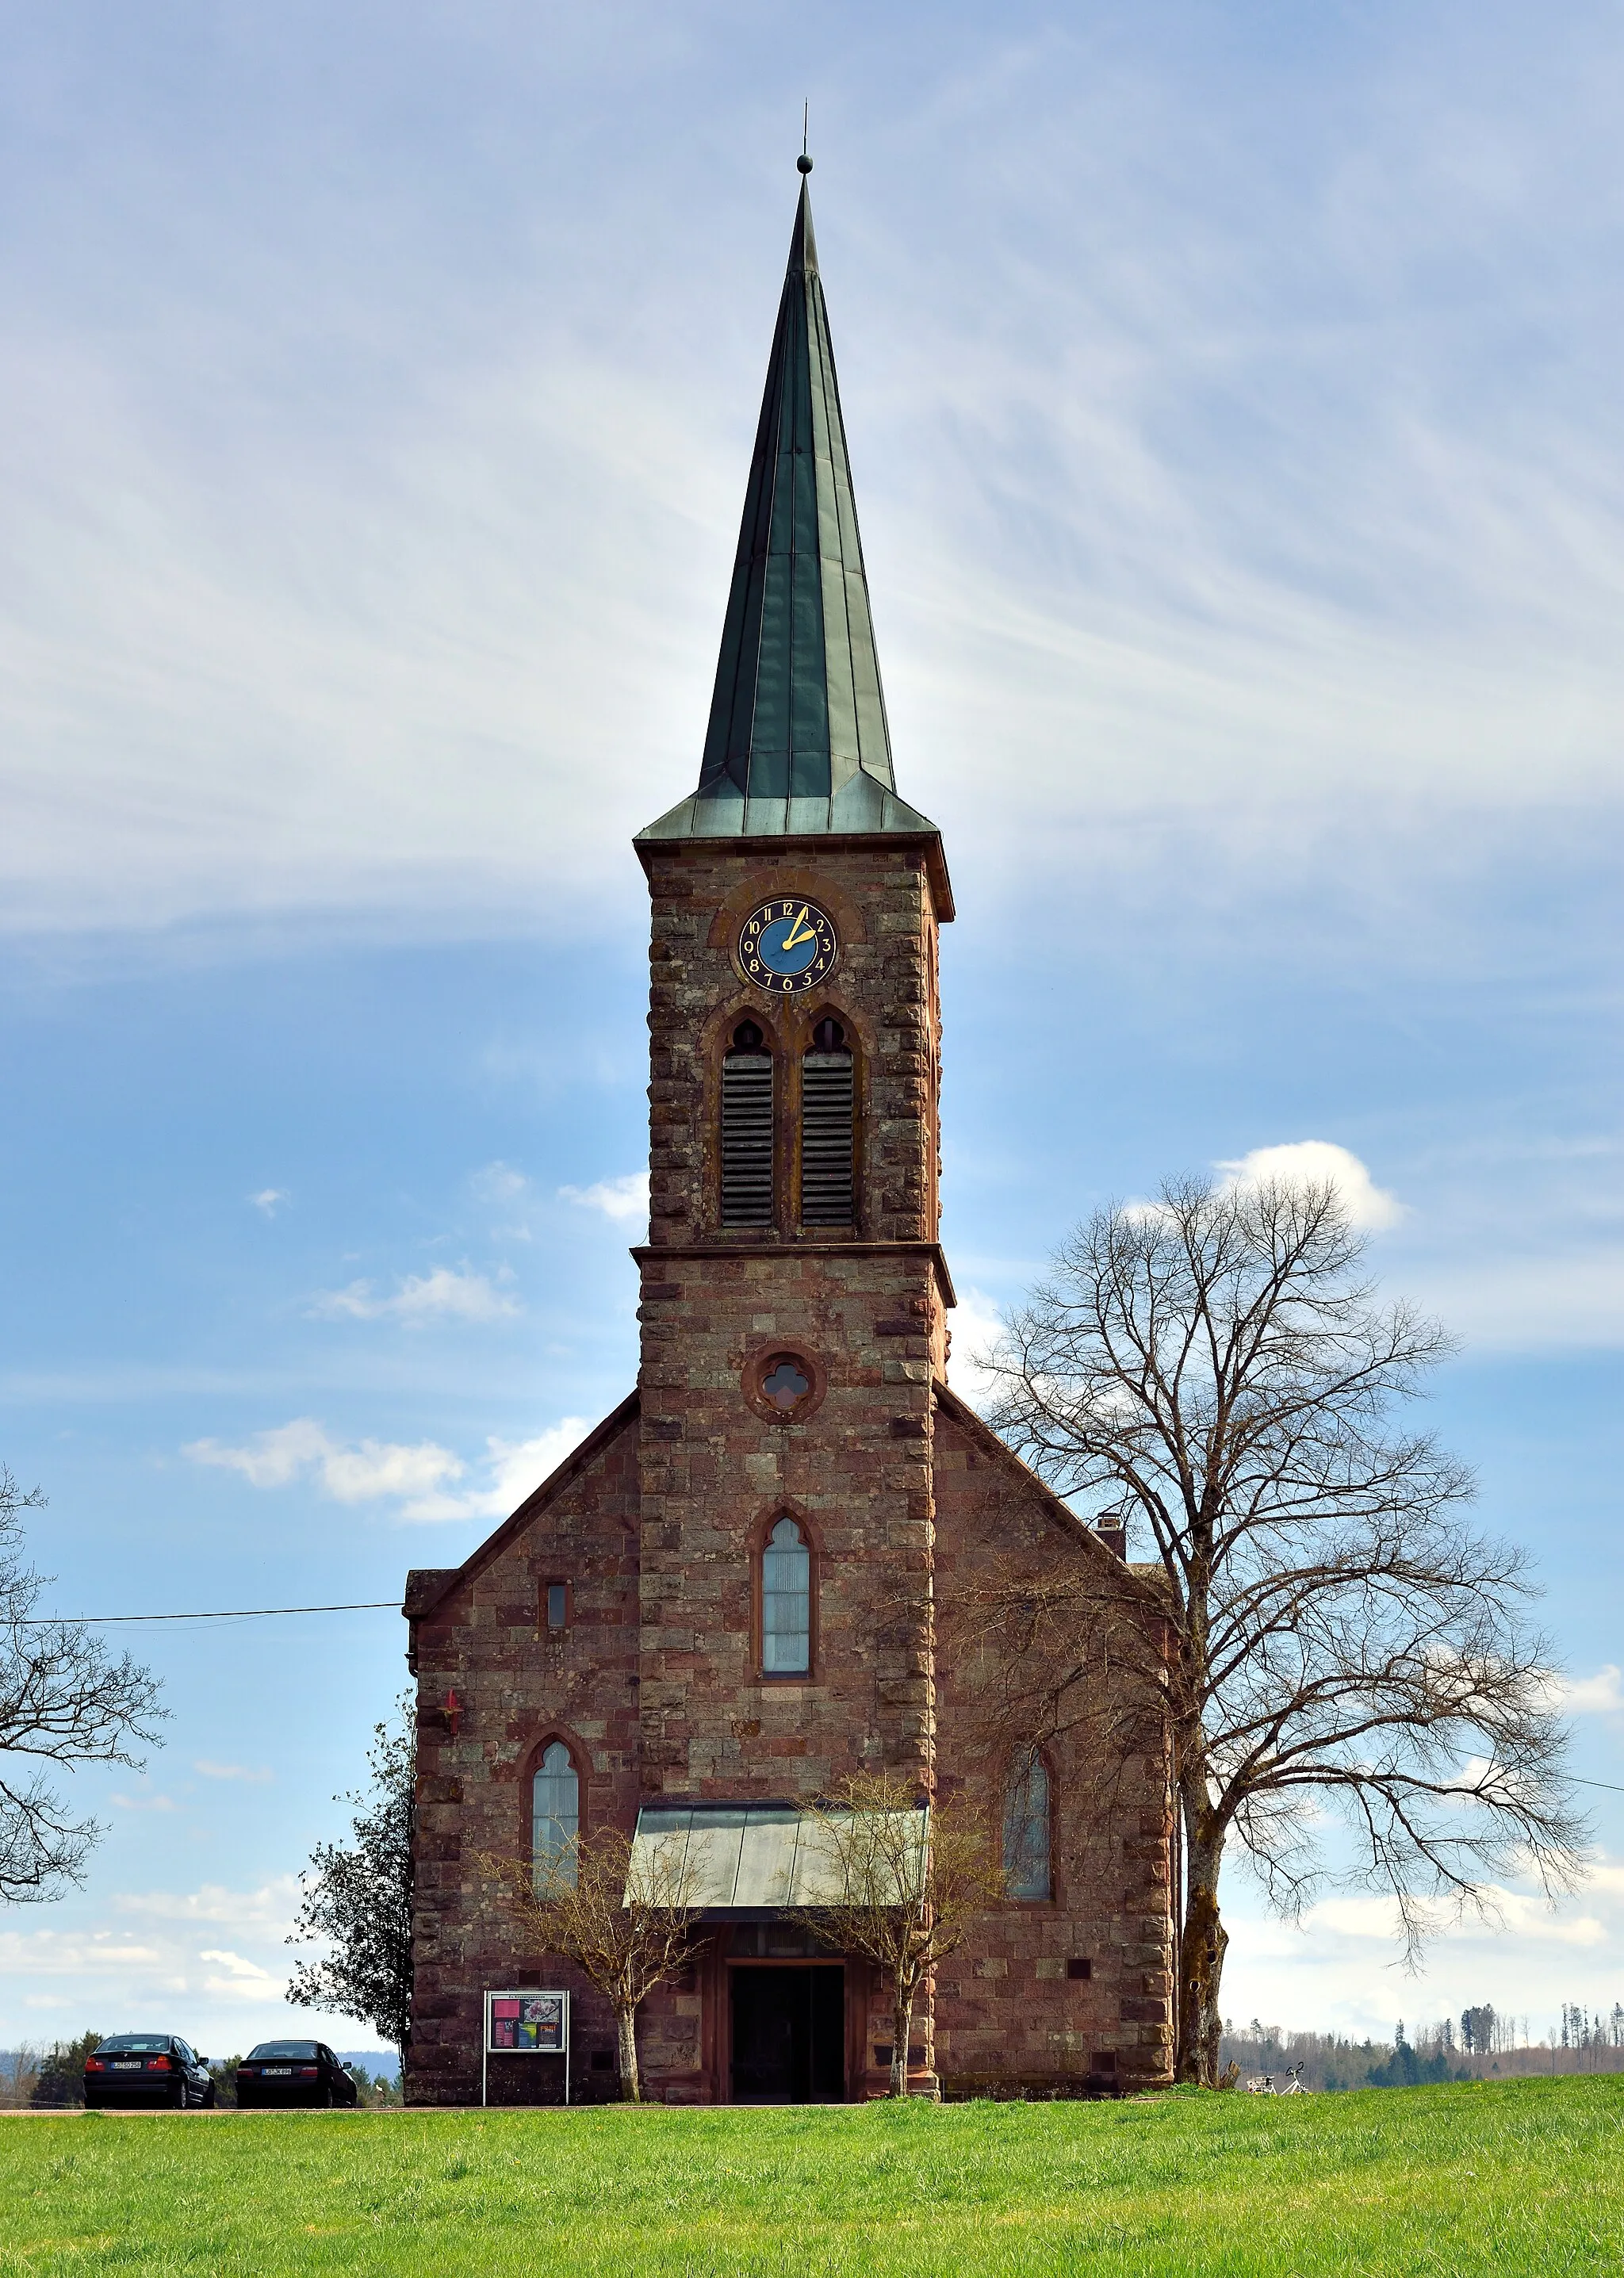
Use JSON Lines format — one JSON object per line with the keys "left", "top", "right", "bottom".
{"left": 193, "top": 1760, "right": 274, "bottom": 1784}
{"left": 943, "top": 1288, "right": 1008, "bottom": 1411}
{"left": 560, "top": 1172, "right": 650, "bottom": 1225}
{"left": 198, "top": 1948, "right": 279, "bottom": 1997}
{"left": 1216, "top": 1141, "right": 1405, "bottom": 1231}
{"left": 110, "top": 1793, "right": 178, "bottom": 1813}
{"left": 1404, "top": 1249, "right": 1624, "bottom": 1353}
{"left": 1303, "top": 1889, "right": 1608, "bottom": 1951}
{"left": 185, "top": 1418, "right": 464, "bottom": 1508}
{"left": 320, "top": 1438, "right": 466, "bottom": 1504}
{"left": 470, "top": 1162, "right": 530, "bottom": 1206}
{"left": 185, "top": 1417, "right": 332, "bottom": 1489}
{"left": 248, "top": 1189, "right": 288, "bottom": 1217}
{"left": 0, "top": 1878, "right": 386, "bottom": 2050}
{"left": 2, "top": 15, "right": 1623, "bottom": 957}
{"left": 115, "top": 1879, "right": 301, "bottom": 1930}
{"left": 398, "top": 1421, "right": 591, "bottom": 1523}
{"left": 309, "top": 1265, "right": 521, "bottom": 1325}
{"left": 1564, "top": 1666, "right": 1624, "bottom": 1716}
{"left": 182, "top": 1414, "right": 591, "bottom": 1523}
{"left": 470, "top": 1161, "right": 538, "bottom": 1239}
{"left": 1220, "top": 1846, "right": 1624, "bottom": 2043}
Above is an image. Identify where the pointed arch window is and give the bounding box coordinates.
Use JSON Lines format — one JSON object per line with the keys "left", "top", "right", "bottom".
{"left": 760, "top": 1515, "right": 811, "bottom": 1675}
{"left": 532, "top": 1741, "right": 580, "bottom": 1888}
{"left": 800, "top": 1017, "right": 854, "bottom": 1227}
{"left": 722, "top": 1020, "right": 775, "bottom": 1227}
{"left": 1003, "top": 1753, "right": 1051, "bottom": 1901}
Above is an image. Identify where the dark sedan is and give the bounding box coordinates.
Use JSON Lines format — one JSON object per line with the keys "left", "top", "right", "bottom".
{"left": 236, "top": 2040, "right": 359, "bottom": 2109}
{"left": 84, "top": 2034, "right": 215, "bottom": 2109}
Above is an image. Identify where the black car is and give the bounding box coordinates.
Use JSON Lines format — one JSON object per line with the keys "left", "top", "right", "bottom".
{"left": 236, "top": 2040, "right": 359, "bottom": 2109}
{"left": 84, "top": 2034, "right": 215, "bottom": 2109}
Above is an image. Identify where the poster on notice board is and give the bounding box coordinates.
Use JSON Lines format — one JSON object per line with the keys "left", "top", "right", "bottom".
{"left": 485, "top": 1991, "right": 568, "bottom": 2054}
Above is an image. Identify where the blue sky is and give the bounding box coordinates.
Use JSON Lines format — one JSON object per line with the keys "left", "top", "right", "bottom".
{"left": 1, "top": 0, "right": 1620, "bottom": 2054}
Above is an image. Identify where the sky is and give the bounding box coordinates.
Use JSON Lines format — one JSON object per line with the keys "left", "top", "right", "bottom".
{"left": 0, "top": 0, "right": 1621, "bottom": 2058}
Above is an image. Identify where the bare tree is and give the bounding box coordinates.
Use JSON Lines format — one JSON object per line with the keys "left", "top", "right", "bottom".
{"left": 785, "top": 1771, "right": 1007, "bottom": 2099}
{"left": 982, "top": 1176, "right": 1585, "bottom": 2087}
{"left": 1, "top": 1468, "right": 165, "bottom": 1903}
{"left": 485, "top": 1827, "right": 701, "bottom": 2102}
{"left": 287, "top": 1695, "right": 414, "bottom": 2051}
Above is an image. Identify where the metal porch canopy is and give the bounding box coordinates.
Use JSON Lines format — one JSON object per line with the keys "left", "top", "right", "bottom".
{"left": 626, "top": 1801, "right": 926, "bottom": 1915}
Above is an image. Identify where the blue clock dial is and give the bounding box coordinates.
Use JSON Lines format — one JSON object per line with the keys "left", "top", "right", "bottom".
{"left": 737, "top": 898, "right": 839, "bottom": 994}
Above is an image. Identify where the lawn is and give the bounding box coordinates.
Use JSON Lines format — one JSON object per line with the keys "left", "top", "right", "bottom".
{"left": 2, "top": 2077, "right": 1620, "bottom": 2276}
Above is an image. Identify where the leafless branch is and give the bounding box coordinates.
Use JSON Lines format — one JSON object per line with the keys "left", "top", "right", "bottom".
{"left": 484, "top": 1827, "right": 701, "bottom": 2102}
{"left": 783, "top": 1771, "right": 1006, "bottom": 2097}
{"left": 976, "top": 1176, "right": 1587, "bottom": 2084}
{"left": 0, "top": 1468, "right": 167, "bottom": 1904}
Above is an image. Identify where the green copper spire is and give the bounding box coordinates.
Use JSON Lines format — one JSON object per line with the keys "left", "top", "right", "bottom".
{"left": 639, "top": 162, "right": 939, "bottom": 845}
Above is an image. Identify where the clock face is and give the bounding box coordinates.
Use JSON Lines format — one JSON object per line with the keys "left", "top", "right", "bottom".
{"left": 738, "top": 898, "right": 839, "bottom": 994}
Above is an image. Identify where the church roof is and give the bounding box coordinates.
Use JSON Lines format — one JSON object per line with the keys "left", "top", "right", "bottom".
{"left": 638, "top": 163, "right": 941, "bottom": 848}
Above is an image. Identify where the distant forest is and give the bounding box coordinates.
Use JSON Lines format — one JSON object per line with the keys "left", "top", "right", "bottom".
{"left": 1221, "top": 2003, "right": 1624, "bottom": 2091}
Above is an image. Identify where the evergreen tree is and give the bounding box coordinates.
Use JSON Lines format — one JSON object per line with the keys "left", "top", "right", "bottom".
{"left": 286, "top": 1695, "right": 414, "bottom": 2052}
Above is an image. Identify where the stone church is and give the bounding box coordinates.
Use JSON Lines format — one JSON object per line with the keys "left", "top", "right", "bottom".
{"left": 404, "top": 166, "right": 1175, "bottom": 2106}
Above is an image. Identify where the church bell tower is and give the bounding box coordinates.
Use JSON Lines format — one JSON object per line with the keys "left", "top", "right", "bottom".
{"left": 631, "top": 158, "right": 956, "bottom": 1803}
{"left": 404, "top": 160, "right": 1177, "bottom": 2109}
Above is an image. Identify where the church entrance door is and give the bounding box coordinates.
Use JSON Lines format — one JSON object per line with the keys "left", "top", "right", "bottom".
{"left": 728, "top": 1965, "right": 845, "bottom": 2103}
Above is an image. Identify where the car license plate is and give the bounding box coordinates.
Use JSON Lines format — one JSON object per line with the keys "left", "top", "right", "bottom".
{"left": 263, "top": 2067, "right": 292, "bottom": 2076}
{"left": 113, "top": 2062, "right": 143, "bottom": 2070}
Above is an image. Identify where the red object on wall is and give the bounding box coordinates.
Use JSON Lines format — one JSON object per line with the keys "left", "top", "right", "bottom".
{"left": 444, "top": 1687, "right": 462, "bottom": 1737}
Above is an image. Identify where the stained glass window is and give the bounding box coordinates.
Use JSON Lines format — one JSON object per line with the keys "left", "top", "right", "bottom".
{"left": 532, "top": 1742, "right": 579, "bottom": 1887}
{"left": 761, "top": 1516, "right": 811, "bottom": 1675}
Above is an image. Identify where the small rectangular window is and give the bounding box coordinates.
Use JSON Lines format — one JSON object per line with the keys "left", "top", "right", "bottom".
{"left": 1067, "top": 1957, "right": 1093, "bottom": 1981}
{"left": 545, "top": 1583, "right": 568, "bottom": 1633}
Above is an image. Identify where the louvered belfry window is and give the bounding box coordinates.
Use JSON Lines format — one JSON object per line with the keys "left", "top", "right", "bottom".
{"left": 721, "top": 1020, "right": 775, "bottom": 1227}
{"left": 800, "top": 1018, "right": 855, "bottom": 1227}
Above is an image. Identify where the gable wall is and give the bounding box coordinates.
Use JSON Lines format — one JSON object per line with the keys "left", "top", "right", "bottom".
{"left": 406, "top": 1408, "right": 642, "bottom": 2107}
{"left": 929, "top": 1401, "right": 1175, "bottom": 2093}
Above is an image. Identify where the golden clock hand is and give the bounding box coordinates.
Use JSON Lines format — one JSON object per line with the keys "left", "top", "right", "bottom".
{"left": 781, "top": 905, "right": 817, "bottom": 951}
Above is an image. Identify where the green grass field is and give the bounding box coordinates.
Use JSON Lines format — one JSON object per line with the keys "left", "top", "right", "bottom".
{"left": 2, "top": 2077, "right": 1620, "bottom": 2275}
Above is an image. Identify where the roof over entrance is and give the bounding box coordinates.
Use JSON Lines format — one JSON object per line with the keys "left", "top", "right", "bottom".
{"left": 628, "top": 1800, "right": 926, "bottom": 1914}
{"left": 638, "top": 162, "right": 940, "bottom": 849}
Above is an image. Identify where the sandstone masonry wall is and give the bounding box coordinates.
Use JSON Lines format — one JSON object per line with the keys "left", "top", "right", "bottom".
{"left": 405, "top": 1409, "right": 642, "bottom": 2108}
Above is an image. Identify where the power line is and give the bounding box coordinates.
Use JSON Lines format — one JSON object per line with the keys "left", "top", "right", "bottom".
{"left": 21, "top": 1609, "right": 1624, "bottom": 1794}
{"left": 40, "top": 1600, "right": 400, "bottom": 1625}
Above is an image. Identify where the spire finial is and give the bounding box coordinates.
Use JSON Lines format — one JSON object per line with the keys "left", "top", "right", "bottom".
{"left": 799, "top": 102, "right": 811, "bottom": 173}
